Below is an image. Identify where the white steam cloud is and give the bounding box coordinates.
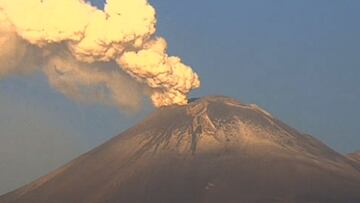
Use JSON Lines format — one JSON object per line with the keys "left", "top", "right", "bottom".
{"left": 0, "top": 0, "right": 200, "bottom": 109}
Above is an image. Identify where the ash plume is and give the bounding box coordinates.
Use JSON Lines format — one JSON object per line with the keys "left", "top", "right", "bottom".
{"left": 0, "top": 0, "right": 200, "bottom": 109}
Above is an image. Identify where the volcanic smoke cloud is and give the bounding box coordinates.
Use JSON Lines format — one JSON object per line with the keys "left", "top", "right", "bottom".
{"left": 0, "top": 0, "right": 200, "bottom": 109}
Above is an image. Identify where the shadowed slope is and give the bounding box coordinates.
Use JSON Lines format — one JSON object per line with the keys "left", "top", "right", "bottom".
{"left": 1, "top": 96, "right": 360, "bottom": 203}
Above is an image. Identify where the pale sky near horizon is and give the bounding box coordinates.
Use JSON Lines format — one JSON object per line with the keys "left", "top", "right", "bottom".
{"left": 0, "top": 0, "right": 360, "bottom": 195}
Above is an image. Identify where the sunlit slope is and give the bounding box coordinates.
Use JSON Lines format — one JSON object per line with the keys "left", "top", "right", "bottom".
{"left": 1, "top": 96, "right": 360, "bottom": 203}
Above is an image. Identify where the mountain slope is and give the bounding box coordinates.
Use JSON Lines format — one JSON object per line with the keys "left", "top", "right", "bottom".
{"left": 348, "top": 151, "right": 360, "bottom": 162}
{"left": 1, "top": 96, "right": 360, "bottom": 203}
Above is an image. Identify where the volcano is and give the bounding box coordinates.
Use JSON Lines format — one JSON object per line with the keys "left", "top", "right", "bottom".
{"left": 1, "top": 96, "right": 360, "bottom": 203}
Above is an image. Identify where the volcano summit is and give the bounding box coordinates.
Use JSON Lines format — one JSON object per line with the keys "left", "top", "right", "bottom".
{"left": 1, "top": 96, "right": 360, "bottom": 203}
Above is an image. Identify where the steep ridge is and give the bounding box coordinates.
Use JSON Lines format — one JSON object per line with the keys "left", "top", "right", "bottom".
{"left": 1, "top": 96, "right": 360, "bottom": 203}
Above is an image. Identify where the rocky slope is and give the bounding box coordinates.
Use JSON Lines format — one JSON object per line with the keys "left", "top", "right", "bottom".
{"left": 348, "top": 151, "right": 360, "bottom": 164}
{"left": 1, "top": 96, "right": 360, "bottom": 203}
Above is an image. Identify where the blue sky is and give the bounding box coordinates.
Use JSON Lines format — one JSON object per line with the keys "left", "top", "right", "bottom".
{"left": 0, "top": 0, "right": 359, "bottom": 194}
